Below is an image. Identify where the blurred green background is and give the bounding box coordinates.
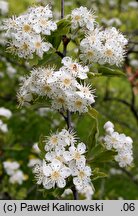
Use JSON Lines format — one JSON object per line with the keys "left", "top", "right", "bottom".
{"left": 0, "top": 0, "right": 138, "bottom": 199}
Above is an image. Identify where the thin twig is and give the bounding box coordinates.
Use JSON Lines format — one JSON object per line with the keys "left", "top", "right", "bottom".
{"left": 60, "top": 0, "right": 78, "bottom": 200}
{"left": 61, "top": 0, "right": 64, "bottom": 19}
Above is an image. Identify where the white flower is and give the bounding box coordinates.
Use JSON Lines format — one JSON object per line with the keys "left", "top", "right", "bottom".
{"left": 33, "top": 163, "right": 46, "bottom": 185}
{"left": 103, "top": 121, "right": 133, "bottom": 167}
{"left": 33, "top": 129, "right": 93, "bottom": 192}
{"left": 44, "top": 133, "right": 62, "bottom": 151}
{"left": 32, "top": 143, "right": 41, "bottom": 154}
{"left": 18, "top": 63, "right": 96, "bottom": 113}
{"left": 61, "top": 56, "right": 89, "bottom": 79}
{"left": 0, "top": 0, "right": 9, "bottom": 15}
{"left": 104, "top": 121, "right": 114, "bottom": 134}
{"left": 43, "top": 159, "right": 71, "bottom": 189}
{"left": 3, "top": 161, "right": 20, "bottom": 175}
{"left": 78, "top": 184, "right": 94, "bottom": 200}
{"left": 80, "top": 27, "right": 127, "bottom": 66}
{"left": 17, "top": 91, "right": 33, "bottom": 107}
{"left": 71, "top": 6, "right": 96, "bottom": 31}
{"left": 0, "top": 120, "right": 8, "bottom": 133}
{"left": 104, "top": 132, "right": 122, "bottom": 150}
{"left": 28, "top": 158, "right": 42, "bottom": 167}
{"left": 45, "top": 147, "right": 65, "bottom": 164}
{"left": 76, "top": 83, "right": 95, "bottom": 104}
{"left": 104, "top": 121, "right": 114, "bottom": 130}
{"left": 63, "top": 142, "right": 86, "bottom": 166}
{"left": 0, "top": 107, "right": 12, "bottom": 119}
{"left": 59, "top": 129, "right": 77, "bottom": 146}
{"left": 9, "top": 170, "right": 26, "bottom": 185}
{"left": 115, "top": 152, "right": 133, "bottom": 167}
{"left": 3, "top": 5, "right": 56, "bottom": 59}
{"left": 33, "top": 18, "right": 57, "bottom": 35}
{"left": 71, "top": 162, "right": 92, "bottom": 190}
{"left": 67, "top": 93, "right": 89, "bottom": 113}
{"left": 32, "top": 35, "right": 51, "bottom": 58}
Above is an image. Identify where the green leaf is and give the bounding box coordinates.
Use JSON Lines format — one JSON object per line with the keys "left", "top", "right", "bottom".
{"left": 92, "top": 168, "right": 108, "bottom": 181}
{"left": 88, "top": 107, "right": 99, "bottom": 119}
{"left": 28, "top": 55, "right": 39, "bottom": 66}
{"left": 56, "top": 19, "right": 71, "bottom": 35}
{"left": 47, "top": 19, "right": 71, "bottom": 49}
{"left": 98, "top": 66, "right": 126, "bottom": 77}
{"left": 87, "top": 108, "right": 99, "bottom": 153}
{"left": 38, "top": 134, "right": 45, "bottom": 153}
{"left": 88, "top": 72, "right": 102, "bottom": 79}
{"left": 47, "top": 35, "right": 62, "bottom": 50}
{"left": 91, "top": 150, "right": 116, "bottom": 164}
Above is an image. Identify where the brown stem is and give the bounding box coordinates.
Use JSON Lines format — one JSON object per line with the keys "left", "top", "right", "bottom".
{"left": 61, "top": 0, "right": 64, "bottom": 19}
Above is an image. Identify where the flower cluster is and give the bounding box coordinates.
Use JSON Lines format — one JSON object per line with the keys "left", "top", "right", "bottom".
{"left": 103, "top": 121, "right": 133, "bottom": 167}
{"left": 18, "top": 56, "right": 95, "bottom": 113}
{"left": 71, "top": 6, "right": 96, "bottom": 31}
{"left": 3, "top": 5, "right": 57, "bottom": 59}
{"left": 80, "top": 27, "right": 128, "bottom": 66}
{"left": 33, "top": 129, "right": 92, "bottom": 191}
{"left": 3, "top": 161, "right": 26, "bottom": 184}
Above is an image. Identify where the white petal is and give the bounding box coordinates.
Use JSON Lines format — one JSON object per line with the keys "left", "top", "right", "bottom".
{"left": 42, "top": 43, "right": 51, "bottom": 51}
{"left": 84, "top": 166, "right": 91, "bottom": 176}
{"left": 77, "top": 142, "right": 86, "bottom": 154}
{"left": 63, "top": 151, "right": 72, "bottom": 161}
{"left": 73, "top": 177, "right": 82, "bottom": 186}
{"left": 43, "top": 163, "right": 52, "bottom": 177}
{"left": 78, "top": 73, "right": 87, "bottom": 80}
{"left": 57, "top": 178, "right": 66, "bottom": 188}
{"left": 76, "top": 157, "right": 86, "bottom": 169}
{"left": 33, "top": 25, "right": 41, "bottom": 34}
{"left": 69, "top": 161, "right": 78, "bottom": 176}
{"left": 62, "top": 56, "right": 72, "bottom": 67}
{"left": 45, "top": 152, "right": 55, "bottom": 162}
{"left": 43, "top": 179, "right": 54, "bottom": 189}
{"left": 51, "top": 159, "right": 62, "bottom": 171}
{"left": 60, "top": 167, "right": 71, "bottom": 178}
{"left": 69, "top": 146, "right": 76, "bottom": 153}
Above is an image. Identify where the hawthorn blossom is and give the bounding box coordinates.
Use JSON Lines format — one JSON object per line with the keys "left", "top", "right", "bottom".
{"left": 63, "top": 142, "right": 86, "bottom": 166}
{"left": 18, "top": 57, "right": 95, "bottom": 114}
{"left": 80, "top": 27, "right": 128, "bottom": 66}
{"left": 70, "top": 161, "right": 92, "bottom": 190}
{"left": 9, "top": 170, "right": 26, "bottom": 185}
{"left": 3, "top": 5, "right": 57, "bottom": 59}
{"left": 3, "top": 161, "right": 20, "bottom": 175}
{"left": 43, "top": 159, "right": 71, "bottom": 189}
{"left": 28, "top": 158, "right": 42, "bottom": 167}
{"left": 71, "top": 6, "right": 96, "bottom": 31}
{"left": 34, "top": 129, "right": 92, "bottom": 191}
{"left": 3, "top": 161, "right": 26, "bottom": 185}
{"left": 103, "top": 121, "right": 133, "bottom": 167}
{"left": 0, "top": 107, "right": 12, "bottom": 119}
{"left": 61, "top": 57, "right": 89, "bottom": 79}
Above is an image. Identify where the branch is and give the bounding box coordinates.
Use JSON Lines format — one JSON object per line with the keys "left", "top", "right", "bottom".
{"left": 105, "top": 96, "right": 138, "bottom": 123}
{"left": 60, "top": 0, "right": 78, "bottom": 200}
{"left": 61, "top": 0, "right": 64, "bottom": 19}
